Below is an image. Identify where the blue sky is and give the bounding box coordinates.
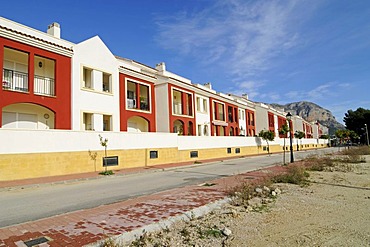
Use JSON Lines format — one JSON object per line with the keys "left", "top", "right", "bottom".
{"left": 2, "top": 0, "right": 369, "bottom": 123}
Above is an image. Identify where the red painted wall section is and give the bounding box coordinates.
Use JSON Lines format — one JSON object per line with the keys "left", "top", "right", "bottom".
{"left": 268, "top": 112, "right": 275, "bottom": 133}
{"left": 246, "top": 109, "right": 256, "bottom": 136}
{"left": 0, "top": 37, "right": 71, "bottom": 129}
{"left": 277, "top": 116, "right": 287, "bottom": 138}
{"left": 168, "top": 83, "right": 196, "bottom": 135}
{"left": 119, "top": 73, "right": 156, "bottom": 132}
{"left": 225, "top": 102, "right": 239, "bottom": 136}
{"left": 209, "top": 97, "right": 239, "bottom": 136}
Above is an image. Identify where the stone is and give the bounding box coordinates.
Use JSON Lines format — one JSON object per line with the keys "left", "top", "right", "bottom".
{"left": 274, "top": 188, "right": 282, "bottom": 195}
{"left": 222, "top": 227, "right": 232, "bottom": 236}
{"left": 271, "top": 191, "right": 277, "bottom": 197}
{"left": 263, "top": 186, "right": 271, "bottom": 192}
{"left": 255, "top": 187, "right": 263, "bottom": 194}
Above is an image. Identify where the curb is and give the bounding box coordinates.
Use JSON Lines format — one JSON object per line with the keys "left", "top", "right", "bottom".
{"left": 85, "top": 197, "right": 232, "bottom": 247}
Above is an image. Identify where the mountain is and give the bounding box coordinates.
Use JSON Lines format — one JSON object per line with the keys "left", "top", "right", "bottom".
{"left": 268, "top": 101, "right": 344, "bottom": 135}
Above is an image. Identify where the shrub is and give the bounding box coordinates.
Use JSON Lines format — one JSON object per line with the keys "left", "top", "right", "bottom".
{"left": 272, "top": 164, "right": 309, "bottom": 186}
{"left": 340, "top": 146, "right": 370, "bottom": 155}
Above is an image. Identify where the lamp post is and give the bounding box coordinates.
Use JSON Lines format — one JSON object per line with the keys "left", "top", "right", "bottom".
{"left": 365, "top": 124, "right": 369, "bottom": 146}
{"left": 286, "top": 112, "right": 294, "bottom": 163}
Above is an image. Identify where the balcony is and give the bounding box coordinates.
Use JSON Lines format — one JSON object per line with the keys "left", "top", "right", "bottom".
{"left": 173, "top": 102, "right": 182, "bottom": 115}
{"left": 2, "top": 69, "right": 29, "bottom": 92}
{"left": 34, "top": 75, "right": 55, "bottom": 96}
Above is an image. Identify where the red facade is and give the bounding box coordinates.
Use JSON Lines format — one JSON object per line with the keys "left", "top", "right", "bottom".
{"left": 168, "top": 83, "right": 196, "bottom": 135}
{"left": 0, "top": 37, "right": 71, "bottom": 129}
{"left": 246, "top": 109, "right": 256, "bottom": 136}
{"left": 119, "top": 73, "right": 156, "bottom": 132}
{"left": 210, "top": 97, "right": 239, "bottom": 136}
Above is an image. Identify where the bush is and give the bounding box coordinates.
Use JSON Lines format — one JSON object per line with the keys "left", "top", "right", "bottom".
{"left": 340, "top": 146, "right": 370, "bottom": 155}
{"left": 272, "top": 164, "right": 309, "bottom": 186}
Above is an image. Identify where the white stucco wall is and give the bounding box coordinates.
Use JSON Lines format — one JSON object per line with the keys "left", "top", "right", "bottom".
{"left": 155, "top": 83, "right": 170, "bottom": 132}
{"left": 255, "top": 105, "right": 268, "bottom": 134}
{"left": 238, "top": 108, "right": 247, "bottom": 136}
{"left": 195, "top": 94, "right": 211, "bottom": 136}
{"left": 72, "top": 36, "right": 120, "bottom": 131}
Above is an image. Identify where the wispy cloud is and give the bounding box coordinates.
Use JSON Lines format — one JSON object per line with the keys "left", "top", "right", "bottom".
{"left": 155, "top": 0, "right": 316, "bottom": 97}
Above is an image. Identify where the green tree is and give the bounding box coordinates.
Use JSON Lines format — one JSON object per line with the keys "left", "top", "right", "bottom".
{"left": 279, "top": 124, "right": 289, "bottom": 164}
{"left": 259, "top": 130, "right": 275, "bottom": 154}
{"left": 294, "top": 130, "right": 305, "bottom": 151}
{"left": 343, "top": 107, "right": 370, "bottom": 144}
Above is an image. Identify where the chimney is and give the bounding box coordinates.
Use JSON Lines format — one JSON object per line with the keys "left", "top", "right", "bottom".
{"left": 47, "top": 22, "right": 61, "bottom": 38}
{"left": 155, "top": 62, "right": 166, "bottom": 72}
{"left": 242, "top": 93, "right": 248, "bottom": 100}
{"left": 203, "top": 82, "right": 212, "bottom": 89}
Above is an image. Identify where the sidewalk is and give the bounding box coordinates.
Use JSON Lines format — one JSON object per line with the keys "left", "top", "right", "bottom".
{"left": 0, "top": 160, "right": 286, "bottom": 247}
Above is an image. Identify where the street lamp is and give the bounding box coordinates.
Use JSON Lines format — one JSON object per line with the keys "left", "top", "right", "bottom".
{"left": 365, "top": 124, "right": 369, "bottom": 146}
{"left": 286, "top": 112, "right": 294, "bottom": 163}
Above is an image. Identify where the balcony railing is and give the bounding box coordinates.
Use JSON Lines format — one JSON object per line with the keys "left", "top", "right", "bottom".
{"left": 173, "top": 102, "right": 182, "bottom": 115}
{"left": 34, "top": 75, "right": 55, "bottom": 96}
{"left": 2, "top": 68, "right": 29, "bottom": 92}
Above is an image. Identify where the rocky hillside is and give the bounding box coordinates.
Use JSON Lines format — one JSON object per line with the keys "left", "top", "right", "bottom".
{"left": 268, "top": 101, "right": 344, "bottom": 135}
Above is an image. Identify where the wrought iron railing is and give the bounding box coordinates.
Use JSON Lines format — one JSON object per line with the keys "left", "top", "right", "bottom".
{"left": 2, "top": 68, "right": 29, "bottom": 92}
{"left": 34, "top": 75, "right": 55, "bottom": 96}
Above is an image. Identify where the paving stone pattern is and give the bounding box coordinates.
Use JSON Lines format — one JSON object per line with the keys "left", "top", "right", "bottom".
{"left": 0, "top": 166, "right": 285, "bottom": 247}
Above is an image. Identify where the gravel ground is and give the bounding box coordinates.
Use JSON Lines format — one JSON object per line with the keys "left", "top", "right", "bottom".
{"left": 125, "top": 156, "right": 370, "bottom": 247}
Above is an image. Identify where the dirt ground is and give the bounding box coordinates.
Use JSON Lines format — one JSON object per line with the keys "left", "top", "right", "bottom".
{"left": 126, "top": 156, "right": 370, "bottom": 247}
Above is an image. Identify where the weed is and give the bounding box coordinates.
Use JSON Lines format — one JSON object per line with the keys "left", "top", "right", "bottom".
{"left": 340, "top": 146, "right": 370, "bottom": 155}
{"left": 272, "top": 164, "right": 309, "bottom": 186}
{"left": 252, "top": 204, "right": 270, "bottom": 213}
{"left": 99, "top": 170, "right": 114, "bottom": 175}
{"left": 99, "top": 237, "right": 120, "bottom": 247}
{"left": 202, "top": 183, "right": 216, "bottom": 187}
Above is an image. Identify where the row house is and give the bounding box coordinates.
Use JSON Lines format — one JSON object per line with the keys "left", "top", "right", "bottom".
{"left": 118, "top": 57, "right": 156, "bottom": 132}
{"left": 155, "top": 62, "right": 196, "bottom": 135}
{"left": 0, "top": 18, "right": 72, "bottom": 130}
{"left": 72, "top": 36, "right": 120, "bottom": 132}
{"left": 226, "top": 93, "right": 256, "bottom": 137}
{"left": 0, "top": 17, "right": 328, "bottom": 139}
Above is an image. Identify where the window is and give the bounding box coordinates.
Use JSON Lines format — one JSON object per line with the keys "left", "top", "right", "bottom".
{"left": 83, "top": 113, "right": 93, "bottom": 130}
{"left": 103, "top": 72, "right": 111, "bottom": 93}
{"left": 150, "top": 151, "right": 158, "bottom": 159}
{"left": 126, "top": 80, "right": 150, "bottom": 111}
{"left": 34, "top": 56, "right": 55, "bottom": 96}
{"left": 203, "top": 99, "right": 208, "bottom": 113}
{"left": 190, "top": 151, "right": 198, "bottom": 158}
{"left": 172, "top": 88, "right": 192, "bottom": 116}
{"left": 197, "top": 124, "right": 202, "bottom": 136}
{"left": 214, "top": 102, "right": 225, "bottom": 121}
{"left": 103, "top": 115, "right": 112, "bottom": 131}
{"left": 227, "top": 148, "right": 232, "bottom": 154}
{"left": 196, "top": 97, "right": 201, "bottom": 112}
{"left": 173, "top": 90, "right": 182, "bottom": 115}
{"left": 204, "top": 125, "right": 209, "bottom": 136}
{"left": 3, "top": 47, "right": 29, "bottom": 92}
{"left": 228, "top": 106, "right": 233, "bottom": 122}
{"left": 83, "top": 67, "right": 92, "bottom": 89}
{"left": 235, "top": 148, "right": 240, "bottom": 154}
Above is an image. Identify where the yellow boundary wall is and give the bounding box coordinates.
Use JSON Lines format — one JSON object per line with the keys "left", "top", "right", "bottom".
{"left": 0, "top": 143, "right": 327, "bottom": 181}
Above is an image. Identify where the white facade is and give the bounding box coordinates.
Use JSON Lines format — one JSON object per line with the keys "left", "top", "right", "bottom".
{"left": 238, "top": 108, "right": 247, "bottom": 136}
{"left": 72, "top": 36, "right": 120, "bottom": 132}
{"left": 195, "top": 93, "right": 211, "bottom": 136}
{"left": 255, "top": 104, "right": 269, "bottom": 133}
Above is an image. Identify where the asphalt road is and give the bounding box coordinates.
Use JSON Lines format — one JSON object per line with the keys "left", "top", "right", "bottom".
{"left": 0, "top": 148, "right": 336, "bottom": 228}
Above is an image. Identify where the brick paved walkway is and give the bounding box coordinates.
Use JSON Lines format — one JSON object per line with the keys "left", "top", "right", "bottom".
{"left": 0, "top": 164, "right": 286, "bottom": 247}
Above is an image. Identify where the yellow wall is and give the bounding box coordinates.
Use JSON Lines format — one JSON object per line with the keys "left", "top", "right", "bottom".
{"left": 0, "top": 144, "right": 327, "bottom": 182}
